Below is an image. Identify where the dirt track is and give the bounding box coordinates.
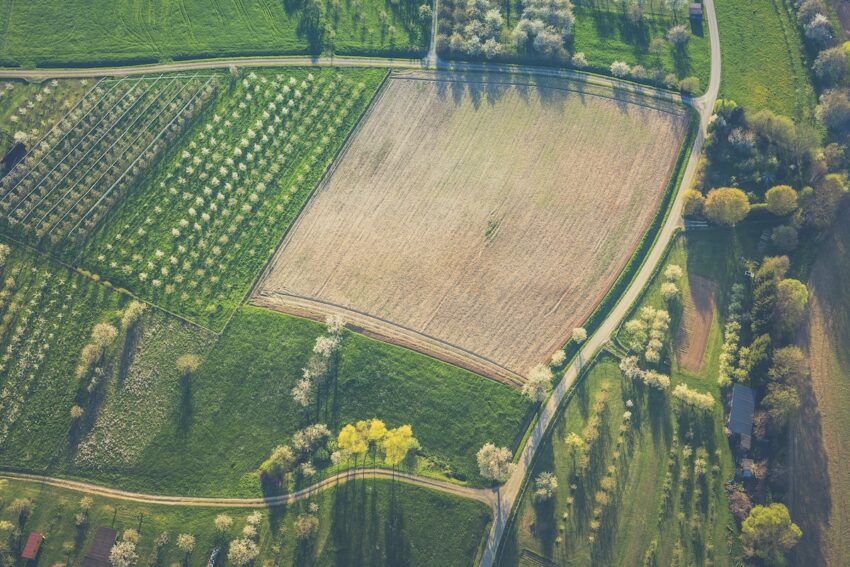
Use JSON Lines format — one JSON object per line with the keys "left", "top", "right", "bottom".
{"left": 675, "top": 274, "right": 718, "bottom": 373}
{"left": 0, "top": 469, "right": 496, "bottom": 510}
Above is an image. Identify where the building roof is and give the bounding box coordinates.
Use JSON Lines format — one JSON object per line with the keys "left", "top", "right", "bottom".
{"left": 741, "top": 458, "right": 754, "bottom": 478}
{"left": 83, "top": 527, "right": 117, "bottom": 567}
{"left": 728, "top": 383, "right": 755, "bottom": 437}
{"left": 689, "top": 3, "right": 704, "bottom": 14}
{"left": 22, "top": 532, "right": 44, "bottom": 560}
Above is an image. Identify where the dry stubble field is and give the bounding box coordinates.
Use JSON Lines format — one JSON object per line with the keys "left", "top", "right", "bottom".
{"left": 255, "top": 72, "right": 689, "bottom": 380}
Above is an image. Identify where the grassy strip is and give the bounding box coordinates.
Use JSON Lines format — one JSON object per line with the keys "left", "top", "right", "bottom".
{"left": 0, "top": 477, "right": 491, "bottom": 567}
{"left": 2, "top": 304, "right": 530, "bottom": 496}
{"left": 714, "top": 0, "right": 814, "bottom": 117}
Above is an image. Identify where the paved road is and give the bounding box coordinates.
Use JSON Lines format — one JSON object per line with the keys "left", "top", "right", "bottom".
{"left": 476, "top": 0, "right": 721, "bottom": 565}
{"left": 0, "top": 469, "right": 497, "bottom": 509}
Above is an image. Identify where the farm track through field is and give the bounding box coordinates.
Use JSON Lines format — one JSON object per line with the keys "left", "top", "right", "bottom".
{"left": 0, "top": 469, "right": 497, "bottom": 509}
{"left": 0, "top": 0, "right": 721, "bottom": 562}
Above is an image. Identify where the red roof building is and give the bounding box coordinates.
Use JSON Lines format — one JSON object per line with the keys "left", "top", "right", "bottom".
{"left": 22, "top": 532, "right": 44, "bottom": 560}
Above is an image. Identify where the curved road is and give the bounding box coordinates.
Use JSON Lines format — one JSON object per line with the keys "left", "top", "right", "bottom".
{"left": 0, "top": 469, "right": 496, "bottom": 509}
{"left": 0, "top": 1, "right": 720, "bottom": 563}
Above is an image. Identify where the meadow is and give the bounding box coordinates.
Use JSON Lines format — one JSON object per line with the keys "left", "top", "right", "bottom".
{"left": 80, "top": 68, "right": 386, "bottom": 331}
{"left": 0, "top": 477, "right": 491, "bottom": 567}
{"left": 789, "top": 212, "right": 850, "bottom": 565}
{"left": 257, "top": 72, "right": 689, "bottom": 379}
{"left": 714, "top": 0, "right": 815, "bottom": 117}
{"left": 0, "top": 0, "right": 429, "bottom": 67}
{"left": 496, "top": 229, "right": 760, "bottom": 566}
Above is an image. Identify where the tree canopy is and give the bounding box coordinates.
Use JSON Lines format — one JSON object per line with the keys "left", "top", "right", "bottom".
{"left": 704, "top": 187, "right": 750, "bottom": 226}
{"left": 741, "top": 504, "right": 802, "bottom": 565}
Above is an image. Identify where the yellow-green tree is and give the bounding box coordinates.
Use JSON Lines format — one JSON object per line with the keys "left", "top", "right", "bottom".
{"left": 765, "top": 185, "right": 798, "bottom": 215}
{"left": 382, "top": 425, "right": 419, "bottom": 467}
{"left": 741, "top": 503, "right": 801, "bottom": 565}
{"left": 337, "top": 424, "right": 368, "bottom": 464}
{"left": 704, "top": 187, "right": 750, "bottom": 226}
{"left": 682, "top": 189, "right": 705, "bottom": 216}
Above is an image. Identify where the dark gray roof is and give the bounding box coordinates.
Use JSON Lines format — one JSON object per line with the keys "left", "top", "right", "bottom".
{"left": 83, "top": 527, "right": 117, "bottom": 567}
{"left": 728, "top": 383, "right": 755, "bottom": 437}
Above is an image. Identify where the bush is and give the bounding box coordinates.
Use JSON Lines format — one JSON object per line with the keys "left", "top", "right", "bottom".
{"left": 682, "top": 189, "right": 705, "bottom": 216}
{"left": 679, "top": 76, "right": 700, "bottom": 93}
{"left": 765, "top": 185, "right": 798, "bottom": 215}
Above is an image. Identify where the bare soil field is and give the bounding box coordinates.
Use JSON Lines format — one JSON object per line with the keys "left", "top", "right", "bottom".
{"left": 675, "top": 274, "right": 718, "bottom": 373}
{"left": 790, "top": 214, "right": 850, "bottom": 566}
{"left": 256, "top": 72, "right": 689, "bottom": 380}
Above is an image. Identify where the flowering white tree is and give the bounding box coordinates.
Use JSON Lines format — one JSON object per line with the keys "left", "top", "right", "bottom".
{"left": 522, "top": 364, "right": 553, "bottom": 402}
{"left": 175, "top": 534, "right": 195, "bottom": 554}
{"left": 533, "top": 471, "right": 558, "bottom": 501}
{"left": 109, "top": 541, "right": 137, "bottom": 567}
{"left": 513, "top": 0, "right": 575, "bottom": 57}
{"left": 477, "top": 442, "right": 515, "bottom": 483}
{"left": 611, "top": 61, "right": 631, "bottom": 77}
{"left": 227, "top": 538, "right": 259, "bottom": 566}
{"left": 572, "top": 327, "right": 588, "bottom": 343}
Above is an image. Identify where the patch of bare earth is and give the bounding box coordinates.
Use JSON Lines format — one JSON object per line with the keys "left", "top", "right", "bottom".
{"left": 790, "top": 213, "right": 850, "bottom": 566}
{"left": 255, "top": 72, "right": 689, "bottom": 381}
{"left": 675, "top": 274, "right": 717, "bottom": 373}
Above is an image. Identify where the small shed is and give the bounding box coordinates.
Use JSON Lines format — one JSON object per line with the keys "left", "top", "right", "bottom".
{"left": 741, "top": 458, "right": 754, "bottom": 479}
{"left": 22, "top": 532, "right": 44, "bottom": 560}
{"left": 728, "top": 383, "right": 755, "bottom": 450}
{"left": 689, "top": 3, "right": 704, "bottom": 21}
{"left": 82, "top": 527, "right": 117, "bottom": 567}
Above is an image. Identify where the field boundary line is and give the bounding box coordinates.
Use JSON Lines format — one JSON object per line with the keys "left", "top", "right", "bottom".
{"left": 252, "top": 292, "right": 525, "bottom": 387}
{"left": 0, "top": 468, "right": 497, "bottom": 510}
{"left": 240, "top": 69, "right": 393, "bottom": 326}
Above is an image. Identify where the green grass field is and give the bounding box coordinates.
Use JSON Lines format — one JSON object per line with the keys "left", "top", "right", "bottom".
{"left": 0, "top": 293, "right": 531, "bottom": 496}
{"left": 0, "top": 477, "right": 491, "bottom": 567}
{"left": 79, "top": 68, "right": 386, "bottom": 331}
{"left": 0, "top": 0, "right": 428, "bottom": 67}
{"left": 714, "top": 0, "right": 814, "bottom": 117}
{"left": 496, "top": 229, "right": 764, "bottom": 567}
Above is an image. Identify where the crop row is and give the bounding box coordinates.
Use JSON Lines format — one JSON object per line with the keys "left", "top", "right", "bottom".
{"left": 81, "top": 69, "right": 385, "bottom": 329}
{"left": 0, "top": 243, "right": 116, "bottom": 447}
{"left": 0, "top": 75, "right": 218, "bottom": 245}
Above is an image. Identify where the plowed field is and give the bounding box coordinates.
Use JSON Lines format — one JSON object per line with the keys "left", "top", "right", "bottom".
{"left": 256, "top": 72, "right": 689, "bottom": 380}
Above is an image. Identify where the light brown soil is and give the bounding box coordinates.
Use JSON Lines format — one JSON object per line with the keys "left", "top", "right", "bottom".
{"left": 675, "top": 274, "right": 718, "bottom": 373}
{"left": 789, "top": 213, "right": 850, "bottom": 567}
{"left": 256, "top": 72, "right": 688, "bottom": 378}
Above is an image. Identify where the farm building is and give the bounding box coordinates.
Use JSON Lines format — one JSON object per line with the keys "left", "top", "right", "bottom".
{"left": 689, "top": 3, "right": 704, "bottom": 21}
{"left": 21, "top": 532, "right": 43, "bottom": 560}
{"left": 728, "top": 383, "right": 755, "bottom": 450}
{"left": 82, "top": 527, "right": 117, "bottom": 567}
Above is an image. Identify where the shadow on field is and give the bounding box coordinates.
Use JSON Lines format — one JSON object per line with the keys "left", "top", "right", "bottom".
{"left": 326, "top": 476, "right": 411, "bottom": 567}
